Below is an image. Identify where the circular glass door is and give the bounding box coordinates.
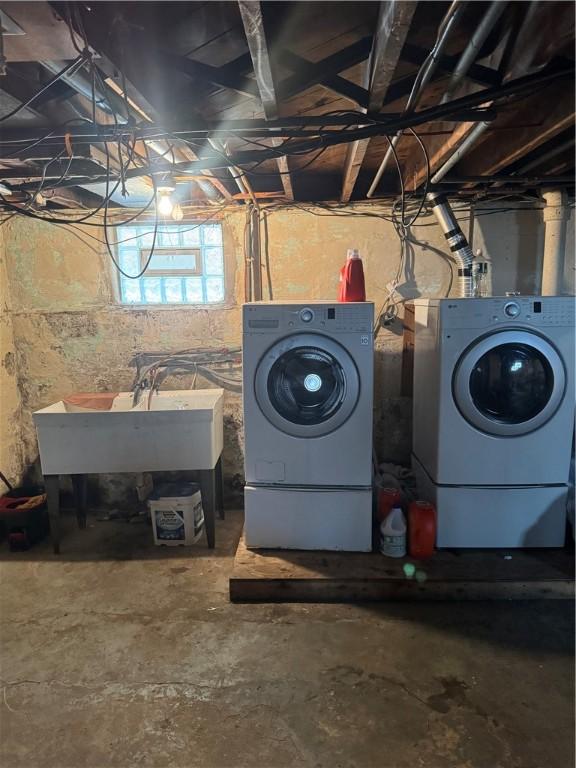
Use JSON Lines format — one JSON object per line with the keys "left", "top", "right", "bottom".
{"left": 453, "top": 330, "right": 566, "bottom": 436}
{"left": 255, "top": 333, "right": 360, "bottom": 437}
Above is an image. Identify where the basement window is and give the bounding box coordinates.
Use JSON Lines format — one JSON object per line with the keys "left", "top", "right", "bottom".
{"left": 115, "top": 223, "right": 225, "bottom": 305}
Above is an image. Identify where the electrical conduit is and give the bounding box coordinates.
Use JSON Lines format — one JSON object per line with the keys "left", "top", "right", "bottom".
{"left": 367, "top": 0, "right": 466, "bottom": 198}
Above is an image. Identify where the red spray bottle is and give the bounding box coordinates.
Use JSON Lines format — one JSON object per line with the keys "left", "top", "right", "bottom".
{"left": 338, "top": 249, "right": 366, "bottom": 302}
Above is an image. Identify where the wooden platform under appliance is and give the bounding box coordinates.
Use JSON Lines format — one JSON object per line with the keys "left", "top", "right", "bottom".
{"left": 230, "top": 534, "right": 575, "bottom": 602}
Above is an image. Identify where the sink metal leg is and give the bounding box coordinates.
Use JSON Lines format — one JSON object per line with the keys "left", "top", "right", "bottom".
{"left": 71, "top": 474, "right": 88, "bottom": 529}
{"left": 44, "top": 475, "right": 60, "bottom": 554}
{"left": 199, "top": 469, "right": 216, "bottom": 549}
{"left": 215, "top": 456, "right": 225, "bottom": 520}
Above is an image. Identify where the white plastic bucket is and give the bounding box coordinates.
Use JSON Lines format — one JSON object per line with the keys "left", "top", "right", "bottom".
{"left": 149, "top": 487, "right": 204, "bottom": 546}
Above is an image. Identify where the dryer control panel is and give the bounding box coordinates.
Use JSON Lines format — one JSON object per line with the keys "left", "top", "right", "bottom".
{"left": 435, "top": 296, "right": 575, "bottom": 329}
{"left": 243, "top": 302, "right": 374, "bottom": 334}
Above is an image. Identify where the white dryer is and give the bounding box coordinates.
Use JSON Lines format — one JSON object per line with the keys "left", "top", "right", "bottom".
{"left": 243, "top": 301, "right": 374, "bottom": 551}
{"left": 412, "top": 296, "right": 575, "bottom": 548}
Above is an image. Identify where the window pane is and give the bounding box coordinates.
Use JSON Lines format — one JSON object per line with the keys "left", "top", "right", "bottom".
{"left": 119, "top": 248, "right": 139, "bottom": 274}
{"left": 205, "top": 277, "right": 224, "bottom": 303}
{"left": 116, "top": 223, "right": 225, "bottom": 306}
{"left": 138, "top": 228, "right": 156, "bottom": 247}
{"left": 164, "top": 278, "right": 184, "bottom": 303}
{"left": 144, "top": 249, "right": 198, "bottom": 271}
{"left": 117, "top": 227, "right": 137, "bottom": 244}
{"left": 142, "top": 277, "right": 162, "bottom": 303}
{"left": 181, "top": 226, "right": 201, "bottom": 246}
{"left": 158, "top": 229, "right": 180, "bottom": 247}
{"left": 202, "top": 224, "right": 222, "bottom": 245}
{"left": 203, "top": 246, "right": 223, "bottom": 275}
{"left": 120, "top": 279, "right": 142, "bottom": 303}
{"left": 184, "top": 277, "right": 204, "bottom": 303}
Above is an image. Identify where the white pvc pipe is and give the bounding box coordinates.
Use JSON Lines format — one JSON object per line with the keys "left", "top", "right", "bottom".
{"left": 541, "top": 188, "right": 568, "bottom": 295}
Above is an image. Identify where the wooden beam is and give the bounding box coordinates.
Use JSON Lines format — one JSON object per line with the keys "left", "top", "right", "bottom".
{"left": 463, "top": 88, "right": 576, "bottom": 177}
{"left": 404, "top": 3, "right": 575, "bottom": 191}
{"left": 277, "top": 50, "right": 368, "bottom": 107}
{"left": 219, "top": 49, "right": 368, "bottom": 106}
{"left": 238, "top": 0, "right": 293, "bottom": 200}
{"left": 402, "top": 43, "right": 503, "bottom": 88}
{"left": 230, "top": 533, "right": 575, "bottom": 603}
{"left": 157, "top": 51, "right": 259, "bottom": 99}
{"left": 278, "top": 37, "right": 373, "bottom": 102}
{"left": 72, "top": 8, "right": 233, "bottom": 203}
{"left": 405, "top": 120, "right": 476, "bottom": 191}
{"left": 341, "top": 1, "right": 416, "bottom": 203}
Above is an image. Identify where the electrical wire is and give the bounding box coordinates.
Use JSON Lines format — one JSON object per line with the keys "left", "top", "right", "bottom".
{"left": 0, "top": 55, "right": 88, "bottom": 124}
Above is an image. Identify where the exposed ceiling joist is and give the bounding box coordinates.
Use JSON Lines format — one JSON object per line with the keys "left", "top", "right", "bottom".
{"left": 278, "top": 36, "right": 372, "bottom": 102}
{"left": 158, "top": 50, "right": 259, "bottom": 99}
{"left": 341, "top": 0, "right": 416, "bottom": 203}
{"left": 276, "top": 49, "right": 368, "bottom": 106}
{"left": 404, "top": 0, "right": 576, "bottom": 192}
{"left": 0, "top": 2, "right": 80, "bottom": 61}
{"left": 401, "top": 43, "right": 503, "bottom": 88}
{"left": 238, "top": 0, "right": 293, "bottom": 200}
{"left": 463, "top": 93, "right": 575, "bottom": 178}
{"left": 65, "top": 5, "right": 234, "bottom": 203}
{"left": 218, "top": 48, "right": 368, "bottom": 106}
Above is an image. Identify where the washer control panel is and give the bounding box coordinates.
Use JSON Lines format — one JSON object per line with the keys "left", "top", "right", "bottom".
{"left": 244, "top": 302, "right": 373, "bottom": 333}
{"left": 437, "top": 296, "right": 575, "bottom": 329}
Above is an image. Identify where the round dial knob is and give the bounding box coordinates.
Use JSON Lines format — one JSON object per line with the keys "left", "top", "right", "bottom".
{"left": 299, "top": 308, "right": 314, "bottom": 323}
{"left": 504, "top": 301, "right": 521, "bottom": 318}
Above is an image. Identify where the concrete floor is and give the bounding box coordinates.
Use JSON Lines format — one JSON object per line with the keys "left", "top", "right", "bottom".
{"left": 0, "top": 508, "right": 573, "bottom": 768}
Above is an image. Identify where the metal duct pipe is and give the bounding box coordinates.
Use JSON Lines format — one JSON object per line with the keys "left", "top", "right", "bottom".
{"left": 431, "top": 120, "right": 491, "bottom": 182}
{"left": 427, "top": 191, "right": 474, "bottom": 297}
{"left": 385, "top": 2, "right": 507, "bottom": 190}
{"left": 441, "top": 1, "right": 508, "bottom": 103}
{"left": 367, "top": 0, "right": 466, "bottom": 197}
{"left": 541, "top": 188, "right": 569, "bottom": 295}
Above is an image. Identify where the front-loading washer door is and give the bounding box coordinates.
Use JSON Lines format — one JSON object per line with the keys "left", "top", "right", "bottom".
{"left": 254, "top": 333, "right": 360, "bottom": 438}
{"left": 452, "top": 330, "right": 566, "bottom": 436}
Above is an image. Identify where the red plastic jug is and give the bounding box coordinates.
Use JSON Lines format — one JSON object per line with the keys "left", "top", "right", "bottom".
{"left": 408, "top": 500, "right": 436, "bottom": 560}
{"left": 338, "top": 249, "right": 366, "bottom": 302}
{"left": 377, "top": 487, "right": 402, "bottom": 523}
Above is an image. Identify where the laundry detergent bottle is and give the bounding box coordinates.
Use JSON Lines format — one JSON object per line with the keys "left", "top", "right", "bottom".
{"left": 338, "top": 248, "right": 366, "bottom": 302}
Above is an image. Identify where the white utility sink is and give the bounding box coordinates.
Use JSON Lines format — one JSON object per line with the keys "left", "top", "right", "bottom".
{"left": 33, "top": 389, "right": 224, "bottom": 475}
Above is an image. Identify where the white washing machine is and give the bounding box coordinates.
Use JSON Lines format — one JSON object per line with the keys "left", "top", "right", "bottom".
{"left": 243, "top": 301, "right": 374, "bottom": 551}
{"left": 412, "top": 296, "right": 575, "bottom": 548}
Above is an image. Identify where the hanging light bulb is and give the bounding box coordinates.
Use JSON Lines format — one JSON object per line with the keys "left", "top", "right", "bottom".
{"left": 171, "top": 202, "right": 184, "bottom": 221}
{"left": 157, "top": 189, "right": 174, "bottom": 217}
{"left": 157, "top": 175, "right": 176, "bottom": 217}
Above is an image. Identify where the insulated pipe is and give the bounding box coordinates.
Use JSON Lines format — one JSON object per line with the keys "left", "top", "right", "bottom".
{"left": 367, "top": 0, "right": 466, "bottom": 198}
{"left": 427, "top": 191, "right": 474, "bottom": 297}
{"left": 441, "top": 1, "right": 508, "bottom": 103}
{"left": 541, "top": 188, "right": 569, "bottom": 295}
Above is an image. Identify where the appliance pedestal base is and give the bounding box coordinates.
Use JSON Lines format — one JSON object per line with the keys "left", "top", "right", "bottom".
{"left": 413, "top": 455, "right": 568, "bottom": 548}
{"left": 244, "top": 485, "right": 373, "bottom": 551}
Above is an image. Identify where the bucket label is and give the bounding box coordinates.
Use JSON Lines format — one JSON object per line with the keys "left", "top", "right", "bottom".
{"left": 192, "top": 502, "right": 204, "bottom": 536}
{"left": 155, "top": 509, "right": 185, "bottom": 541}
